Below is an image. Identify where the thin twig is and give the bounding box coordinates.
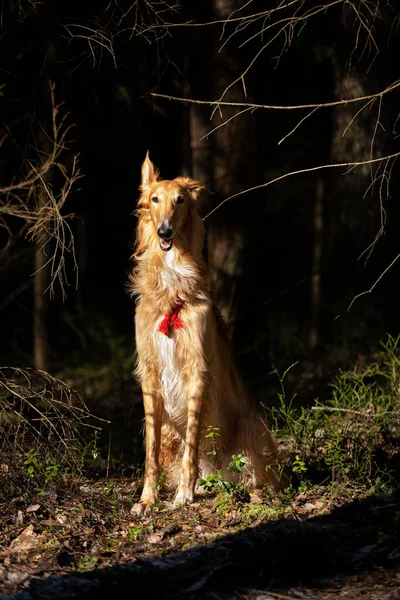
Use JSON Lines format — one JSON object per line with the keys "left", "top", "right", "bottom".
{"left": 150, "top": 80, "right": 400, "bottom": 112}
{"left": 0, "top": 82, "right": 82, "bottom": 298}
{"left": 201, "top": 150, "right": 400, "bottom": 221}
{"left": 311, "top": 406, "right": 400, "bottom": 417}
{"left": 347, "top": 251, "right": 400, "bottom": 311}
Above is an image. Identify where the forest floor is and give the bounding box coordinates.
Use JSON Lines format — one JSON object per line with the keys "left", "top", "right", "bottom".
{"left": 0, "top": 472, "right": 399, "bottom": 599}
{"left": 1, "top": 337, "right": 400, "bottom": 598}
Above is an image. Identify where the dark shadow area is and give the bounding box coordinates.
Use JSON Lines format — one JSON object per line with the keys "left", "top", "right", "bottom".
{"left": 4, "top": 492, "right": 400, "bottom": 600}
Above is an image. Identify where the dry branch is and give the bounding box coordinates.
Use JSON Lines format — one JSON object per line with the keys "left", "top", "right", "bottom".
{"left": 0, "top": 83, "right": 82, "bottom": 299}
{"left": 200, "top": 151, "right": 400, "bottom": 221}
{"left": 151, "top": 79, "right": 400, "bottom": 112}
{"left": 0, "top": 366, "right": 106, "bottom": 463}
{"left": 311, "top": 406, "right": 400, "bottom": 417}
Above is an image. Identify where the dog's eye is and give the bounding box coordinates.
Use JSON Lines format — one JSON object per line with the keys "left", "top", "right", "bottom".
{"left": 151, "top": 196, "right": 159, "bottom": 203}
{"left": 176, "top": 195, "right": 184, "bottom": 204}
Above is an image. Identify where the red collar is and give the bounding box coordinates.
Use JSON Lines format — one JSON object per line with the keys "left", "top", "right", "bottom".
{"left": 158, "top": 300, "right": 184, "bottom": 336}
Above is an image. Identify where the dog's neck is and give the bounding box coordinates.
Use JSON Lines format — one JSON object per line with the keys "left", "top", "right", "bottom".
{"left": 131, "top": 211, "right": 209, "bottom": 312}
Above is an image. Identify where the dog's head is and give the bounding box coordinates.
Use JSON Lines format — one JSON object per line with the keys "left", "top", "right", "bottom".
{"left": 139, "top": 153, "right": 205, "bottom": 252}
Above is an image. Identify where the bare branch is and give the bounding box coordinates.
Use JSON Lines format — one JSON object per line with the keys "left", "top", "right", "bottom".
{"left": 311, "top": 406, "right": 400, "bottom": 417}
{"left": 0, "top": 83, "right": 82, "bottom": 298}
{"left": 150, "top": 79, "right": 400, "bottom": 112}
{"left": 201, "top": 151, "right": 400, "bottom": 221}
{"left": 200, "top": 106, "right": 254, "bottom": 141}
{"left": 0, "top": 367, "right": 108, "bottom": 462}
{"left": 347, "top": 251, "right": 400, "bottom": 312}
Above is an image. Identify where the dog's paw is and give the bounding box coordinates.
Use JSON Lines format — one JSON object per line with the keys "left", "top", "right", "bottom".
{"left": 173, "top": 489, "right": 194, "bottom": 508}
{"left": 130, "top": 502, "right": 153, "bottom": 517}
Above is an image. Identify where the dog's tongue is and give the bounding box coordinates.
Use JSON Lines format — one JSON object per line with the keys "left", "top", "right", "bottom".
{"left": 160, "top": 238, "right": 173, "bottom": 251}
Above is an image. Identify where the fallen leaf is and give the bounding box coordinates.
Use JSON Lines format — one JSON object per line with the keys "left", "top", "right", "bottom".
{"left": 42, "top": 518, "right": 65, "bottom": 527}
{"left": 225, "top": 510, "right": 242, "bottom": 526}
{"left": 250, "top": 493, "right": 263, "bottom": 503}
{"left": 8, "top": 525, "right": 42, "bottom": 554}
{"left": 55, "top": 514, "right": 68, "bottom": 525}
{"left": 6, "top": 569, "right": 30, "bottom": 585}
{"left": 148, "top": 532, "right": 163, "bottom": 544}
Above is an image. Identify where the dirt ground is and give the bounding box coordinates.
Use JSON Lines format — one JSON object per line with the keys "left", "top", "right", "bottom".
{"left": 1, "top": 475, "right": 399, "bottom": 599}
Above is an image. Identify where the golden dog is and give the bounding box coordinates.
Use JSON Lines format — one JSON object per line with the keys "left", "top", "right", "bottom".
{"left": 129, "top": 153, "right": 282, "bottom": 513}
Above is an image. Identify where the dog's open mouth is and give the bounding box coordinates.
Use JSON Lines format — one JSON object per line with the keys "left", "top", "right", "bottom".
{"left": 159, "top": 237, "right": 174, "bottom": 251}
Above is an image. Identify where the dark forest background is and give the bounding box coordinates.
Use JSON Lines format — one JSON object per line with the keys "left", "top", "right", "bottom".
{"left": 2, "top": 0, "right": 400, "bottom": 463}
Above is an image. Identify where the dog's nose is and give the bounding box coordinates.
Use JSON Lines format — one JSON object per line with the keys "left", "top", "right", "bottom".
{"left": 157, "top": 221, "right": 173, "bottom": 239}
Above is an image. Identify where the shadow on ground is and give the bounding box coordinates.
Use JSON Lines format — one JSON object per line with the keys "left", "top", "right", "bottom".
{"left": 4, "top": 492, "right": 400, "bottom": 600}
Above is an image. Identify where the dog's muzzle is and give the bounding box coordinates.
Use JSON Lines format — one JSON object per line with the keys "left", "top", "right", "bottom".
{"left": 158, "top": 221, "right": 174, "bottom": 251}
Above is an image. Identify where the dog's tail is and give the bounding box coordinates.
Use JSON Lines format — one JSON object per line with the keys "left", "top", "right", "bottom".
{"left": 220, "top": 415, "right": 288, "bottom": 490}
{"left": 160, "top": 414, "right": 288, "bottom": 493}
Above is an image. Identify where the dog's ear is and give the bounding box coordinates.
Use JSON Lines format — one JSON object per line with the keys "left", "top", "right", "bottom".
{"left": 141, "top": 152, "right": 159, "bottom": 192}
{"left": 175, "top": 177, "right": 206, "bottom": 203}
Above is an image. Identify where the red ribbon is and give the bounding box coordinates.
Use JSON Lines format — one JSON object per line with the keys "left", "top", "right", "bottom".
{"left": 158, "top": 301, "right": 184, "bottom": 336}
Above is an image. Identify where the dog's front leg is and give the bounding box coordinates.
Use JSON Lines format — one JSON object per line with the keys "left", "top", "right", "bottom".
{"left": 131, "top": 385, "right": 163, "bottom": 516}
{"left": 174, "top": 377, "right": 205, "bottom": 507}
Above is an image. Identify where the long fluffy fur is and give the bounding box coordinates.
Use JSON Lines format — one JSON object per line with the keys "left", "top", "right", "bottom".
{"left": 128, "top": 154, "right": 283, "bottom": 511}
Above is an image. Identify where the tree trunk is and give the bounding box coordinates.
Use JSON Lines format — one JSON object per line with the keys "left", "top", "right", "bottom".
{"left": 310, "top": 178, "right": 324, "bottom": 350}
{"left": 33, "top": 186, "right": 49, "bottom": 371}
{"left": 204, "top": 0, "right": 258, "bottom": 326}
{"left": 33, "top": 41, "right": 57, "bottom": 371}
{"left": 323, "top": 66, "right": 383, "bottom": 340}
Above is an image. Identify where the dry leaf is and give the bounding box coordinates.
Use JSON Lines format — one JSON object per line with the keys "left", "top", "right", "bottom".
{"left": 148, "top": 532, "right": 163, "bottom": 544}
{"left": 250, "top": 493, "right": 263, "bottom": 503}
{"left": 55, "top": 514, "right": 68, "bottom": 525}
{"left": 42, "top": 518, "right": 64, "bottom": 527}
{"left": 9, "top": 525, "right": 42, "bottom": 554}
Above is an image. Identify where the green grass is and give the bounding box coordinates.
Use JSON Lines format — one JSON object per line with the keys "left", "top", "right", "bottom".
{"left": 267, "top": 333, "right": 400, "bottom": 493}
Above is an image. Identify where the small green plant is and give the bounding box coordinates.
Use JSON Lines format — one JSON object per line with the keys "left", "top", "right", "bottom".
{"left": 324, "top": 441, "right": 351, "bottom": 483}
{"left": 127, "top": 525, "right": 142, "bottom": 541}
{"left": 24, "top": 452, "right": 41, "bottom": 478}
{"left": 291, "top": 455, "right": 311, "bottom": 493}
{"left": 197, "top": 470, "right": 234, "bottom": 493}
{"left": 156, "top": 471, "right": 166, "bottom": 491}
{"left": 368, "top": 471, "right": 395, "bottom": 496}
{"left": 44, "top": 539, "right": 61, "bottom": 549}
{"left": 43, "top": 462, "right": 61, "bottom": 484}
{"left": 24, "top": 451, "right": 66, "bottom": 487}
{"left": 227, "top": 453, "right": 249, "bottom": 475}
{"left": 264, "top": 362, "right": 305, "bottom": 439}
{"left": 292, "top": 454, "right": 307, "bottom": 475}
{"left": 77, "top": 555, "right": 99, "bottom": 572}
{"left": 265, "top": 461, "right": 288, "bottom": 487}
{"left": 205, "top": 426, "right": 220, "bottom": 457}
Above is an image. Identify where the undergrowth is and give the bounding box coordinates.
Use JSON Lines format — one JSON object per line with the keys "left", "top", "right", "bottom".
{"left": 2, "top": 332, "right": 400, "bottom": 519}
{"left": 57, "top": 314, "right": 144, "bottom": 473}
{"left": 194, "top": 334, "right": 400, "bottom": 520}
{"left": 0, "top": 366, "right": 106, "bottom": 501}
{"left": 266, "top": 333, "right": 400, "bottom": 494}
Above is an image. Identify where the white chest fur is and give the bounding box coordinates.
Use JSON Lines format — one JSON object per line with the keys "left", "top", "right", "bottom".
{"left": 160, "top": 248, "right": 196, "bottom": 291}
{"left": 153, "top": 327, "right": 187, "bottom": 428}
